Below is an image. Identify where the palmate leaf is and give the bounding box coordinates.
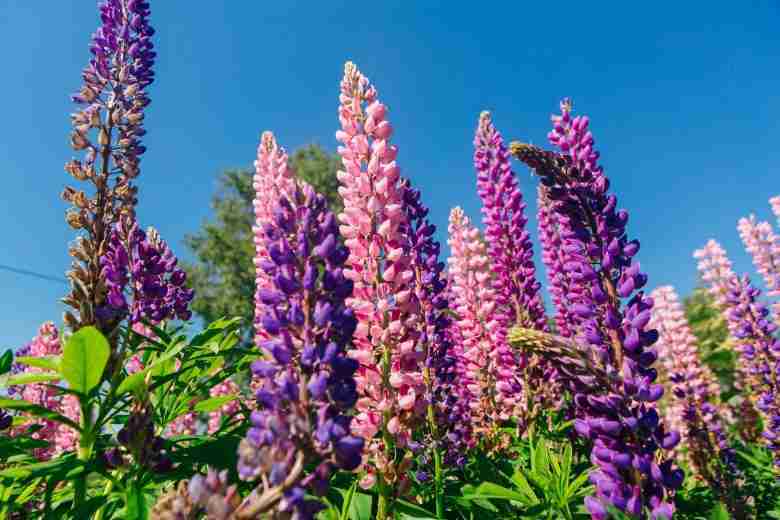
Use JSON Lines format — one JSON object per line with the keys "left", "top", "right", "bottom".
{"left": 0, "top": 398, "right": 81, "bottom": 432}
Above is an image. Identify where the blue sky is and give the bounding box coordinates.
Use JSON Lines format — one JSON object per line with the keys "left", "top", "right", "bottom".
{"left": 1, "top": 1, "right": 778, "bottom": 349}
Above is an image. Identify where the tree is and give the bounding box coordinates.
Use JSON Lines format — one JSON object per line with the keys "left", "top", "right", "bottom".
{"left": 184, "top": 144, "right": 342, "bottom": 339}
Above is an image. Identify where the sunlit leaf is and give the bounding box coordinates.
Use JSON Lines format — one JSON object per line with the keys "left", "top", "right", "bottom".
{"left": 61, "top": 326, "right": 110, "bottom": 394}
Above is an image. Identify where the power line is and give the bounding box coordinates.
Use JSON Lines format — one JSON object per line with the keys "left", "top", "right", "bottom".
{"left": 0, "top": 264, "right": 67, "bottom": 284}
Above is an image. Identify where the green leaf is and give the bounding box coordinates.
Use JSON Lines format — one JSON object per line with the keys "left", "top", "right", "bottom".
{"left": 338, "top": 481, "right": 357, "bottom": 520}
{"left": 0, "top": 398, "right": 81, "bottom": 432}
{"left": 532, "top": 438, "right": 551, "bottom": 479}
{"left": 116, "top": 370, "right": 146, "bottom": 398}
{"left": 462, "top": 482, "right": 528, "bottom": 504}
{"left": 561, "top": 444, "right": 572, "bottom": 485}
{"left": 125, "top": 483, "right": 149, "bottom": 520}
{"left": 61, "top": 326, "right": 110, "bottom": 394}
{"left": 395, "top": 499, "right": 435, "bottom": 518}
{"left": 708, "top": 503, "right": 729, "bottom": 520}
{"left": 345, "top": 491, "right": 372, "bottom": 520}
{"left": 510, "top": 470, "right": 540, "bottom": 505}
{"left": 0, "top": 371, "right": 61, "bottom": 388}
{"left": 116, "top": 339, "right": 187, "bottom": 396}
{"left": 194, "top": 394, "right": 236, "bottom": 413}
{"left": 14, "top": 355, "right": 61, "bottom": 372}
{"left": 0, "top": 349, "right": 12, "bottom": 374}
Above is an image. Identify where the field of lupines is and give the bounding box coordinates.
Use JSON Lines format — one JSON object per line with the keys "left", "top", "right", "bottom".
{"left": 1, "top": 2, "right": 779, "bottom": 519}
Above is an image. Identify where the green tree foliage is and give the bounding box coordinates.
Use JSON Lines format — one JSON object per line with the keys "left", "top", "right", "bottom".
{"left": 683, "top": 287, "right": 737, "bottom": 400}
{"left": 183, "top": 144, "right": 342, "bottom": 338}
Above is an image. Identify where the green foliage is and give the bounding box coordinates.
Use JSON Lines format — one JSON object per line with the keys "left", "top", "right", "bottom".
{"left": 61, "top": 326, "right": 110, "bottom": 395}
{"left": 183, "top": 144, "right": 342, "bottom": 339}
{"left": 0, "top": 318, "right": 253, "bottom": 518}
{"left": 683, "top": 288, "right": 737, "bottom": 400}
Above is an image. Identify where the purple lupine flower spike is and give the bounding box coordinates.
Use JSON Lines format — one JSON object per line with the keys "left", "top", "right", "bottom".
{"left": 723, "top": 274, "right": 780, "bottom": 467}
{"left": 233, "top": 182, "right": 363, "bottom": 519}
{"left": 99, "top": 217, "right": 193, "bottom": 326}
{"left": 511, "top": 99, "right": 681, "bottom": 519}
{"left": 62, "top": 0, "right": 156, "bottom": 332}
{"left": 650, "top": 286, "right": 748, "bottom": 516}
{"left": 400, "top": 178, "right": 470, "bottom": 464}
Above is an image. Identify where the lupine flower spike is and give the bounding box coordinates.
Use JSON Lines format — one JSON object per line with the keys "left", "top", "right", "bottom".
{"left": 447, "top": 207, "right": 509, "bottom": 447}
{"left": 252, "top": 131, "right": 296, "bottom": 347}
{"left": 511, "top": 99, "right": 682, "bottom": 519}
{"left": 722, "top": 275, "right": 780, "bottom": 468}
{"left": 695, "top": 239, "right": 763, "bottom": 440}
{"left": 335, "top": 62, "right": 426, "bottom": 507}
{"left": 474, "top": 111, "right": 552, "bottom": 427}
{"left": 650, "top": 286, "right": 747, "bottom": 516}
{"left": 62, "top": 0, "right": 156, "bottom": 333}
{"left": 770, "top": 195, "right": 780, "bottom": 227}
{"left": 235, "top": 180, "right": 363, "bottom": 519}
{"left": 738, "top": 215, "right": 780, "bottom": 322}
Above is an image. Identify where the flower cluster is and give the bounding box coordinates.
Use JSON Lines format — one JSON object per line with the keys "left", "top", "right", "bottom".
{"left": 116, "top": 398, "right": 173, "bottom": 473}
{"left": 474, "top": 111, "right": 550, "bottom": 424}
{"left": 649, "top": 286, "right": 746, "bottom": 512}
{"left": 238, "top": 182, "right": 363, "bottom": 518}
{"left": 447, "top": 207, "right": 509, "bottom": 441}
{"left": 771, "top": 195, "right": 780, "bottom": 226}
{"left": 400, "top": 178, "right": 467, "bottom": 465}
{"left": 335, "top": 62, "right": 426, "bottom": 487}
{"left": 694, "top": 239, "right": 736, "bottom": 308}
{"left": 252, "top": 131, "right": 297, "bottom": 348}
{"left": 738, "top": 214, "right": 780, "bottom": 321}
{"left": 62, "top": 0, "right": 156, "bottom": 332}
{"left": 537, "top": 186, "right": 580, "bottom": 338}
{"left": 694, "top": 239, "right": 762, "bottom": 435}
{"left": 723, "top": 275, "right": 780, "bottom": 467}
{"left": 9, "top": 323, "right": 77, "bottom": 460}
{"left": 511, "top": 99, "right": 681, "bottom": 519}
{"left": 99, "top": 216, "right": 193, "bottom": 326}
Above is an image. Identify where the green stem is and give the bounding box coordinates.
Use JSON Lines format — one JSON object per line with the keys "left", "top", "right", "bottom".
{"left": 75, "top": 398, "right": 95, "bottom": 510}
{"left": 433, "top": 446, "right": 443, "bottom": 519}
{"left": 424, "top": 366, "right": 444, "bottom": 519}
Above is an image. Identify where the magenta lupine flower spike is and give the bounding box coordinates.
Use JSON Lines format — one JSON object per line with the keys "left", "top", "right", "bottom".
{"left": 252, "top": 131, "right": 297, "bottom": 348}
{"left": 649, "top": 286, "right": 747, "bottom": 515}
{"left": 474, "top": 111, "right": 547, "bottom": 331}
{"left": 474, "top": 111, "right": 549, "bottom": 423}
{"left": 447, "top": 207, "right": 516, "bottom": 433}
{"left": 511, "top": 99, "right": 681, "bottom": 519}
{"left": 723, "top": 275, "right": 780, "bottom": 468}
{"left": 335, "top": 62, "right": 426, "bottom": 486}
{"left": 738, "top": 215, "right": 780, "bottom": 321}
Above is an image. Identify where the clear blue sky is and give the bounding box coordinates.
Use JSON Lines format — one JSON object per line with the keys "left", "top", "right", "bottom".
{"left": 1, "top": 1, "right": 778, "bottom": 349}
